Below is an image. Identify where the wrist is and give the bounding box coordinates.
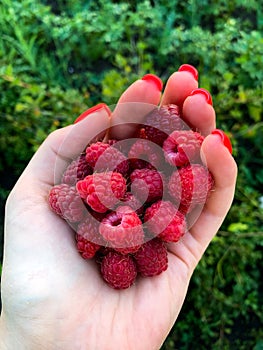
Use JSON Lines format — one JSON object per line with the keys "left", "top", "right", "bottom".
{"left": 0, "top": 316, "right": 8, "bottom": 350}
{"left": 0, "top": 314, "right": 33, "bottom": 350}
{"left": 0, "top": 313, "right": 60, "bottom": 350}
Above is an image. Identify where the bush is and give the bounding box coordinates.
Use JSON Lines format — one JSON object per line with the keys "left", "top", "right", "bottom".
{"left": 0, "top": 0, "right": 262, "bottom": 348}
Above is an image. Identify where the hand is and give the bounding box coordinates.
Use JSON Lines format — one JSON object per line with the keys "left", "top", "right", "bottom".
{"left": 0, "top": 67, "right": 237, "bottom": 350}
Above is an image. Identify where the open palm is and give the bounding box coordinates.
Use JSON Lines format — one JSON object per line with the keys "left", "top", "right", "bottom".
{"left": 0, "top": 68, "right": 237, "bottom": 350}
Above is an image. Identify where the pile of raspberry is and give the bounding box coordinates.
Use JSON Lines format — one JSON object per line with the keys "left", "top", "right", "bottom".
{"left": 48, "top": 104, "right": 214, "bottom": 289}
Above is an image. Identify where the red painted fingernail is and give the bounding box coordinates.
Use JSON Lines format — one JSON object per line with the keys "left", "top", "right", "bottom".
{"left": 142, "top": 74, "right": 163, "bottom": 91}
{"left": 211, "top": 129, "right": 233, "bottom": 154}
{"left": 190, "top": 88, "right": 213, "bottom": 106}
{"left": 178, "top": 64, "right": 198, "bottom": 81}
{"left": 74, "top": 103, "right": 111, "bottom": 124}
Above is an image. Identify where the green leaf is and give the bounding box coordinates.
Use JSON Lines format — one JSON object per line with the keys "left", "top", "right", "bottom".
{"left": 228, "top": 223, "right": 249, "bottom": 233}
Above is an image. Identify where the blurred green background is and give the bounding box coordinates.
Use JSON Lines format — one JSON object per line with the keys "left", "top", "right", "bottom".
{"left": 0, "top": 0, "right": 263, "bottom": 348}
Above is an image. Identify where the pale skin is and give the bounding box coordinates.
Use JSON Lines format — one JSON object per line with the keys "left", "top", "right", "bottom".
{"left": 0, "top": 70, "right": 237, "bottom": 350}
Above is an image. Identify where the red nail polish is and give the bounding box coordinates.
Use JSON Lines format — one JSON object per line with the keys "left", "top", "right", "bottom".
{"left": 178, "top": 64, "right": 198, "bottom": 81}
{"left": 211, "top": 129, "right": 233, "bottom": 154}
{"left": 190, "top": 88, "right": 213, "bottom": 106}
{"left": 74, "top": 103, "right": 111, "bottom": 124}
{"left": 142, "top": 74, "right": 163, "bottom": 91}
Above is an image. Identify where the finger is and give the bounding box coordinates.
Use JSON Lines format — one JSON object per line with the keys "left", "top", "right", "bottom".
{"left": 110, "top": 74, "right": 163, "bottom": 139}
{"left": 168, "top": 131, "right": 237, "bottom": 271}
{"left": 161, "top": 64, "right": 198, "bottom": 107}
{"left": 190, "top": 132, "right": 237, "bottom": 246}
{"left": 198, "top": 131, "right": 236, "bottom": 219}
{"left": 182, "top": 88, "right": 216, "bottom": 136}
{"left": 19, "top": 107, "right": 111, "bottom": 188}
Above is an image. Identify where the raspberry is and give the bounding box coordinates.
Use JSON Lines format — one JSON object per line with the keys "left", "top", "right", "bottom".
{"left": 76, "top": 234, "right": 101, "bottom": 259}
{"left": 47, "top": 99, "right": 218, "bottom": 289}
{"left": 76, "top": 172, "right": 126, "bottom": 213}
{"left": 133, "top": 238, "right": 168, "bottom": 277}
{"left": 85, "top": 142, "right": 109, "bottom": 168}
{"left": 49, "top": 184, "right": 85, "bottom": 223}
{"left": 143, "top": 104, "right": 182, "bottom": 146}
{"left": 62, "top": 154, "right": 92, "bottom": 186}
{"left": 87, "top": 208, "right": 108, "bottom": 222}
{"left": 85, "top": 141, "right": 129, "bottom": 175}
{"left": 77, "top": 216, "right": 105, "bottom": 246}
{"left": 144, "top": 200, "right": 187, "bottom": 242}
{"left": 107, "top": 139, "right": 118, "bottom": 146}
{"left": 95, "top": 246, "right": 115, "bottom": 264}
{"left": 130, "top": 168, "right": 165, "bottom": 203}
{"left": 168, "top": 164, "right": 214, "bottom": 207}
{"left": 119, "top": 192, "right": 144, "bottom": 215}
{"left": 100, "top": 251, "right": 137, "bottom": 289}
{"left": 178, "top": 203, "right": 193, "bottom": 215}
{"left": 163, "top": 130, "right": 204, "bottom": 167}
{"left": 128, "top": 139, "right": 162, "bottom": 170}
{"left": 99, "top": 206, "right": 144, "bottom": 254}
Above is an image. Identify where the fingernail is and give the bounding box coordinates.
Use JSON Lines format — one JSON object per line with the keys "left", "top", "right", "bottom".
{"left": 142, "top": 74, "right": 163, "bottom": 91}
{"left": 178, "top": 64, "right": 198, "bottom": 81}
{"left": 211, "top": 129, "right": 233, "bottom": 154}
{"left": 74, "top": 103, "right": 111, "bottom": 124}
{"left": 190, "top": 88, "right": 213, "bottom": 105}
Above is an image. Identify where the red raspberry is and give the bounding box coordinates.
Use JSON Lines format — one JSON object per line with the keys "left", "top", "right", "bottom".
{"left": 128, "top": 139, "right": 162, "bottom": 170}
{"left": 178, "top": 203, "right": 193, "bottom": 215}
{"left": 100, "top": 251, "right": 137, "bottom": 289}
{"left": 95, "top": 246, "right": 115, "bottom": 264}
{"left": 133, "top": 238, "right": 168, "bottom": 277}
{"left": 144, "top": 200, "right": 187, "bottom": 242}
{"left": 168, "top": 164, "right": 214, "bottom": 207}
{"left": 85, "top": 142, "right": 109, "bottom": 168}
{"left": 47, "top": 100, "right": 222, "bottom": 289}
{"left": 130, "top": 169, "right": 165, "bottom": 203}
{"left": 107, "top": 139, "right": 118, "bottom": 146}
{"left": 99, "top": 206, "right": 144, "bottom": 254}
{"left": 85, "top": 141, "right": 128, "bottom": 175}
{"left": 49, "top": 184, "right": 85, "bottom": 223}
{"left": 142, "top": 104, "right": 182, "bottom": 146}
{"left": 163, "top": 130, "right": 204, "bottom": 167}
{"left": 119, "top": 192, "right": 144, "bottom": 215}
{"left": 86, "top": 208, "right": 108, "bottom": 222}
{"left": 62, "top": 154, "right": 92, "bottom": 186}
{"left": 77, "top": 216, "right": 106, "bottom": 246}
{"left": 76, "top": 234, "right": 101, "bottom": 259}
{"left": 76, "top": 172, "right": 126, "bottom": 213}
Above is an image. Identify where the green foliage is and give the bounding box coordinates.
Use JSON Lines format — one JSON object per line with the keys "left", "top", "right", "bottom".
{"left": 0, "top": 0, "right": 262, "bottom": 348}
{"left": 0, "top": 73, "right": 90, "bottom": 172}
{"left": 162, "top": 229, "right": 263, "bottom": 350}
